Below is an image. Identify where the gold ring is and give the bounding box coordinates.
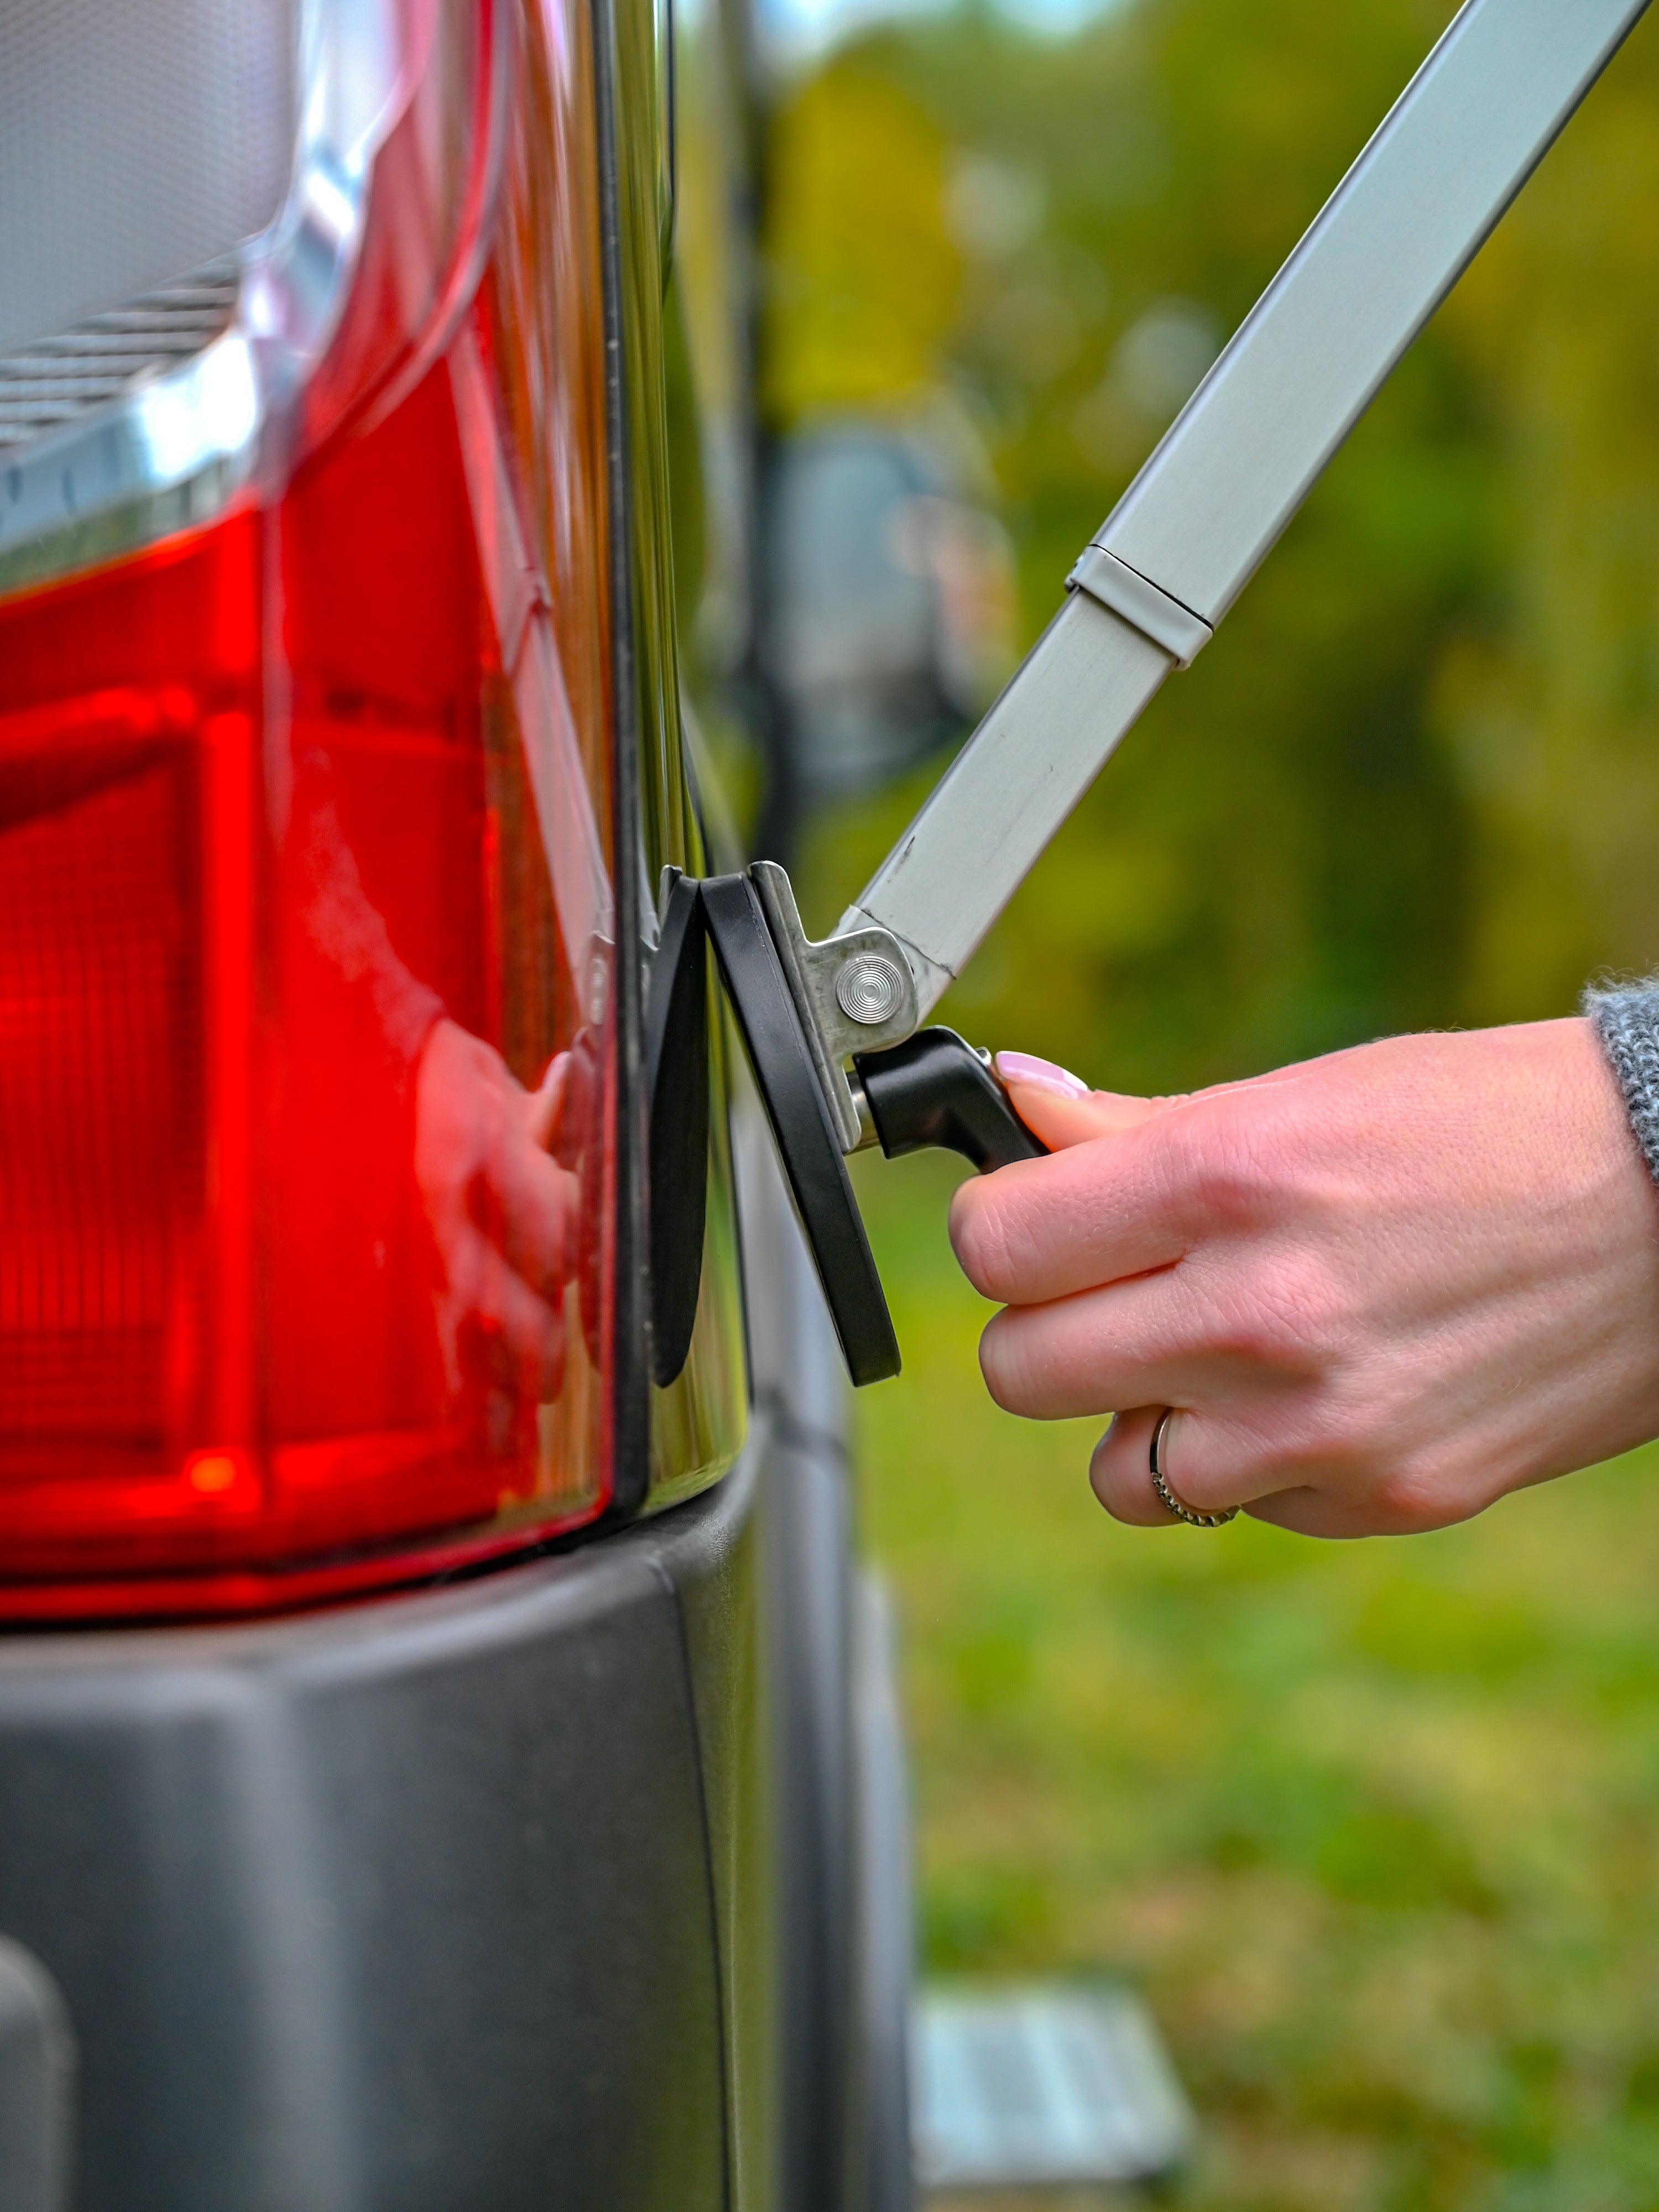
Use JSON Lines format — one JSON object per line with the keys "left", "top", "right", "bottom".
{"left": 1150, "top": 1408, "right": 1238, "bottom": 1527}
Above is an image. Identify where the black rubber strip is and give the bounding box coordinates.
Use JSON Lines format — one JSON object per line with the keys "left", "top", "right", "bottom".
{"left": 645, "top": 872, "right": 711, "bottom": 1387}
{"left": 701, "top": 873, "right": 901, "bottom": 1386}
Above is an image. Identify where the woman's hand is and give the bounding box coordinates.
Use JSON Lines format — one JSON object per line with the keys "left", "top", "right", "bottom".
{"left": 948, "top": 1020, "right": 1659, "bottom": 1536}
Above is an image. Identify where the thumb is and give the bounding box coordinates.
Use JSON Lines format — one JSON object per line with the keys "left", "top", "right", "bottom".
{"left": 994, "top": 1051, "right": 1168, "bottom": 1150}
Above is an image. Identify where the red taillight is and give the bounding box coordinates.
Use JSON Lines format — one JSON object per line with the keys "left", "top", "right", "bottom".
{"left": 0, "top": 0, "right": 619, "bottom": 1619}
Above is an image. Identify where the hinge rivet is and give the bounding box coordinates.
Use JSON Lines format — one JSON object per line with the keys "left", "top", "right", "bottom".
{"left": 836, "top": 954, "right": 906, "bottom": 1026}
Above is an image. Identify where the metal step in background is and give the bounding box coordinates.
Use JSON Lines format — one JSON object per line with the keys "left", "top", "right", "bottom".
{"left": 914, "top": 1983, "right": 1192, "bottom": 2197}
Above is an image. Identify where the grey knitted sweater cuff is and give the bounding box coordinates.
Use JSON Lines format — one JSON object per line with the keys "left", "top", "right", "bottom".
{"left": 1584, "top": 981, "right": 1659, "bottom": 1187}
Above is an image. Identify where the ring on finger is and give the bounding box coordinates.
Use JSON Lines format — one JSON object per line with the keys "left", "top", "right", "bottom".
{"left": 1150, "top": 1408, "right": 1238, "bottom": 1528}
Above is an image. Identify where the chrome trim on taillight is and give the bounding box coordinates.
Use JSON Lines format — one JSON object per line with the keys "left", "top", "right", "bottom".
{"left": 0, "top": 273, "right": 242, "bottom": 451}
{"left": 0, "top": 0, "right": 408, "bottom": 598}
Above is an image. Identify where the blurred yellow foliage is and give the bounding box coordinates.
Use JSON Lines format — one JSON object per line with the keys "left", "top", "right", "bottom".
{"left": 762, "top": 64, "right": 960, "bottom": 422}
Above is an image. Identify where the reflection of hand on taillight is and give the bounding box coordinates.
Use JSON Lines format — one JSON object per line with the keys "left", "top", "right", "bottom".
{"left": 545, "top": 1024, "right": 608, "bottom": 1369}
{"left": 413, "top": 1019, "right": 580, "bottom": 1404}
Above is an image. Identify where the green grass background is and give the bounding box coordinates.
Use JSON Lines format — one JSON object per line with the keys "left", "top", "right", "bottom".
{"left": 855, "top": 1151, "right": 1659, "bottom": 2212}
{"left": 737, "top": 4, "right": 1659, "bottom": 2200}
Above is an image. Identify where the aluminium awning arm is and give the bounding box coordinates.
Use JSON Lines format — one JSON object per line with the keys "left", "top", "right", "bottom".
{"left": 838, "top": 0, "right": 1650, "bottom": 1020}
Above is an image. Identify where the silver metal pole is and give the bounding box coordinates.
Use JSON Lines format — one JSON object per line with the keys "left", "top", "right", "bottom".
{"left": 842, "top": 0, "right": 1650, "bottom": 1016}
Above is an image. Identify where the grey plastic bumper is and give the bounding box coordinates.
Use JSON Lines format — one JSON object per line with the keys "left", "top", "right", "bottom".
{"left": 0, "top": 1108, "right": 913, "bottom": 2212}
{"left": 0, "top": 1478, "right": 743, "bottom": 2212}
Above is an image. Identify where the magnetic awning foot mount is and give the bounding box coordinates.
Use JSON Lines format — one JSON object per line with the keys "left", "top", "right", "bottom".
{"left": 652, "top": 866, "right": 1046, "bottom": 1387}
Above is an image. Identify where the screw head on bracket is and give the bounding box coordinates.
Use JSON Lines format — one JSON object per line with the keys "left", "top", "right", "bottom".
{"left": 836, "top": 953, "right": 907, "bottom": 1027}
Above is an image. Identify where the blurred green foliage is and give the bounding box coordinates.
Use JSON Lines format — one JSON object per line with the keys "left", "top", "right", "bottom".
{"left": 758, "top": 5, "right": 1659, "bottom": 2204}
{"left": 858, "top": 1151, "right": 1659, "bottom": 2211}
{"left": 766, "top": 0, "right": 1659, "bottom": 1089}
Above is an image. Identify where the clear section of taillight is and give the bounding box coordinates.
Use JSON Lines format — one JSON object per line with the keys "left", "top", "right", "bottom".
{"left": 0, "top": 0, "right": 619, "bottom": 1618}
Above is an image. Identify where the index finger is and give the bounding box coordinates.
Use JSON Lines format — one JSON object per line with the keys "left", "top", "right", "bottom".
{"left": 999, "top": 1075, "right": 1164, "bottom": 1151}
{"left": 949, "top": 1113, "right": 1191, "bottom": 1307}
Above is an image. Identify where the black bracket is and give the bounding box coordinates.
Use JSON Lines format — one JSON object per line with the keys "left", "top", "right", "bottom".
{"left": 648, "top": 869, "right": 1048, "bottom": 1390}
{"left": 701, "top": 873, "right": 901, "bottom": 1385}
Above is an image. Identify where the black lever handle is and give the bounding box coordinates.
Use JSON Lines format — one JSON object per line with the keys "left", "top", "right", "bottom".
{"left": 854, "top": 1029, "right": 1050, "bottom": 1173}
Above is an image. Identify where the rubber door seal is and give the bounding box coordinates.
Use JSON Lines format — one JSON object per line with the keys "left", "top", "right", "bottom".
{"left": 645, "top": 870, "right": 711, "bottom": 1386}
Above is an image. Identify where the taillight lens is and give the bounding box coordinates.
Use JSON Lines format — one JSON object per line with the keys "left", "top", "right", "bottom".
{"left": 0, "top": 0, "right": 619, "bottom": 1619}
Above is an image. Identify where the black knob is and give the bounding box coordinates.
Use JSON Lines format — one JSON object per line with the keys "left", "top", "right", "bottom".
{"left": 854, "top": 1029, "right": 1048, "bottom": 1173}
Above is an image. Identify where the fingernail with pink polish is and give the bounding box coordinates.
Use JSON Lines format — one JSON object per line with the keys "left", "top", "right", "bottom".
{"left": 995, "top": 1051, "right": 1091, "bottom": 1099}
